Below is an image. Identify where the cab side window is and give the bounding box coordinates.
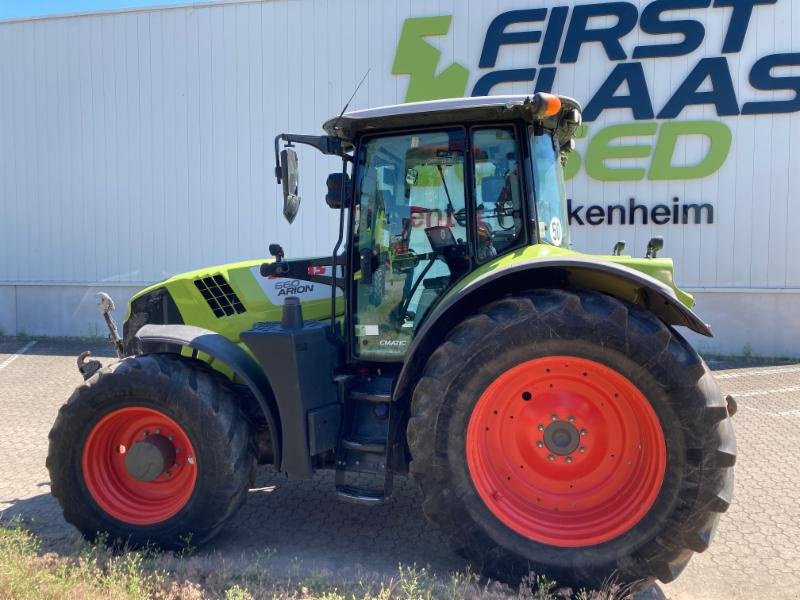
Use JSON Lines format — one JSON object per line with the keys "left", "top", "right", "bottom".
{"left": 472, "top": 127, "right": 525, "bottom": 261}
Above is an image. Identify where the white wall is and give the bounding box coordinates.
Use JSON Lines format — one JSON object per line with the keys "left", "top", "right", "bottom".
{"left": 0, "top": 0, "right": 798, "bottom": 356}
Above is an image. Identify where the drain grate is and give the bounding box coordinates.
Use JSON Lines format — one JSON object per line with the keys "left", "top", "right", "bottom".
{"left": 193, "top": 274, "right": 246, "bottom": 318}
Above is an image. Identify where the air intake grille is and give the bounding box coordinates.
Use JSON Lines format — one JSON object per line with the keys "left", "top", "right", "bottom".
{"left": 194, "top": 275, "right": 246, "bottom": 318}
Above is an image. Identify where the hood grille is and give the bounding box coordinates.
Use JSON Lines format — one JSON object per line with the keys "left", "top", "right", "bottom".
{"left": 194, "top": 274, "right": 246, "bottom": 318}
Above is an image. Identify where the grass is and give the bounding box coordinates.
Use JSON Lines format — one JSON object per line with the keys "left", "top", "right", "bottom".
{"left": 0, "top": 521, "right": 632, "bottom": 600}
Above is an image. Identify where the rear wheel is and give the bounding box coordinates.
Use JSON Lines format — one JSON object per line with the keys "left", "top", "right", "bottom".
{"left": 407, "top": 290, "right": 735, "bottom": 588}
{"left": 47, "top": 353, "right": 256, "bottom": 549}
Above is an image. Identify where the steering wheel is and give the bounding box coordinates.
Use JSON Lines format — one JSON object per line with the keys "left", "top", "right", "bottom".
{"left": 392, "top": 248, "right": 420, "bottom": 274}
{"left": 495, "top": 198, "right": 516, "bottom": 231}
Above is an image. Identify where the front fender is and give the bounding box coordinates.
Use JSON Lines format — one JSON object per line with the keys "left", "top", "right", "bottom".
{"left": 393, "top": 257, "right": 712, "bottom": 405}
{"left": 135, "top": 324, "right": 281, "bottom": 467}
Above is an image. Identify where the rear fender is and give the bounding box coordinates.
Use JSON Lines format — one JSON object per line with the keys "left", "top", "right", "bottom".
{"left": 135, "top": 324, "right": 281, "bottom": 467}
{"left": 393, "top": 257, "right": 712, "bottom": 405}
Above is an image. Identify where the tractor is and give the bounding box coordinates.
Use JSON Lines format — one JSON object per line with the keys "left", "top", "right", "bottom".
{"left": 47, "top": 93, "right": 736, "bottom": 590}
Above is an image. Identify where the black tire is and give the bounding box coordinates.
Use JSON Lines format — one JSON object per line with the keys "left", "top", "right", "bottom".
{"left": 407, "top": 289, "right": 735, "bottom": 589}
{"left": 47, "top": 353, "right": 256, "bottom": 549}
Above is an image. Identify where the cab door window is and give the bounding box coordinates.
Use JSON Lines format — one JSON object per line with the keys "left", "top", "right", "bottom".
{"left": 352, "top": 129, "right": 468, "bottom": 360}
{"left": 471, "top": 127, "right": 525, "bottom": 261}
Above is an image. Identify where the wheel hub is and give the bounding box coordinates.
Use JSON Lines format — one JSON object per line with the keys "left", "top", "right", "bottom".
{"left": 543, "top": 420, "right": 580, "bottom": 456}
{"left": 81, "top": 407, "right": 197, "bottom": 525}
{"left": 124, "top": 434, "right": 176, "bottom": 482}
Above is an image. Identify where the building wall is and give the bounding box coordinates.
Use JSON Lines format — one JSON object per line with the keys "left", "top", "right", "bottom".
{"left": 0, "top": 0, "right": 798, "bottom": 356}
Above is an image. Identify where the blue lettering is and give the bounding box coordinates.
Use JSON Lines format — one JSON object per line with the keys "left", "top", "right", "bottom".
{"left": 473, "top": 69, "right": 537, "bottom": 97}
{"left": 535, "top": 67, "right": 557, "bottom": 93}
{"left": 560, "top": 2, "right": 638, "bottom": 64}
{"left": 658, "top": 57, "right": 740, "bottom": 118}
{"left": 633, "top": 0, "right": 709, "bottom": 60}
{"left": 742, "top": 53, "right": 800, "bottom": 115}
{"left": 539, "top": 6, "right": 569, "bottom": 65}
{"left": 584, "top": 63, "right": 655, "bottom": 122}
{"left": 479, "top": 9, "right": 546, "bottom": 69}
{"left": 713, "top": 0, "right": 778, "bottom": 54}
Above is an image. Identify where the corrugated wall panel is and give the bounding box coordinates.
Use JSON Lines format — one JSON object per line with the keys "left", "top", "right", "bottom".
{"left": 0, "top": 0, "right": 798, "bottom": 293}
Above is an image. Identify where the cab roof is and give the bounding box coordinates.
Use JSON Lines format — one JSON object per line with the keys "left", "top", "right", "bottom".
{"left": 322, "top": 94, "right": 581, "bottom": 140}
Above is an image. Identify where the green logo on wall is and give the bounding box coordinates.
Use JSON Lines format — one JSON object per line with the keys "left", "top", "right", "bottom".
{"left": 391, "top": 16, "right": 469, "bottom": 102}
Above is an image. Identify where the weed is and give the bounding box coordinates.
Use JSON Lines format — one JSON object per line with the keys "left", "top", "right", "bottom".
{"left": 0, "top": 521, "right": 634, "bottom": 600}
{"left": 224, "top": 585, "right": 255, "bottom": 600}
{"left": 176, "top": 532, "right": 197, "bottom": 559}
{"left": 742, "top": 343, "right": 753, "bottom": 362}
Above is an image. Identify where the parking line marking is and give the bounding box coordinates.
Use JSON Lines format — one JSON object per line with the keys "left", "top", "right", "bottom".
{"left": 716, "top": 366, "right": 800, "bottom": 379}
{"left": 0, "top": 341, "right": 37, "bottom": 370}
{"left": 733, "top": 386, "right": 800, "bottom": 398}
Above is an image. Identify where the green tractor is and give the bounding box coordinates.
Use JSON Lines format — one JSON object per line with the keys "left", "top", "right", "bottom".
{"left": 47, "top": 93, "right": 735, "bottom": 589}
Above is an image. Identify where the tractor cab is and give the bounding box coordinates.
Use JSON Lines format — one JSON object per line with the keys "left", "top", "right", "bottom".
{"left": 273, "top": 93, "right": 581, "bottom": 361}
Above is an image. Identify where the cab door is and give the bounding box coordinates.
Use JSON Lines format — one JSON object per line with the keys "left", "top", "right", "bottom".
{"left": 351, "top": 129, "right": 469, "bottom": 361}
{"left": 349, "top": 124, "right": 529, "bottom": 361}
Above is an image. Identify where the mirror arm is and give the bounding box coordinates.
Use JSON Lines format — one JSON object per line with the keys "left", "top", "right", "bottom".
{"left": 274, "top": 133, "right": 348, "bottom": 183}
{"left": 330, "top": 158, "right": 348, "bottom": 339}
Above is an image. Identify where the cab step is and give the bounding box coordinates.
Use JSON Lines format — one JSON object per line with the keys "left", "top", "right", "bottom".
{"left": 341, "top": 436, "right": 386, "bottom": 454}
{"left": 335, "top": 484, "right": 387, "bottom": 505}
{"left": 334, "top": 372, "right": 396, "bottom": 504}
{"left": 349, "top": 390, "right": 392, "bottom": 403}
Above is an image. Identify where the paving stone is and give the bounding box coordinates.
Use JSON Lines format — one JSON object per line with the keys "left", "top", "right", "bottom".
{"left": 0, "top": 339, "right": 797, "bottom": 599}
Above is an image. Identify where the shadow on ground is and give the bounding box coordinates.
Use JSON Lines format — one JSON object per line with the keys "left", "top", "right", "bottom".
{"left": 1, "top": 471, "right": 666, "bottom": 599}
{"left": 1, "top": 469, "right": 462, "bottom": 578}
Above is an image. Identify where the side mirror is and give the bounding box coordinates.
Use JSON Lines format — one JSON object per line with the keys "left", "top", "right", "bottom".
{"left": 325, "top": 172, "right": 351, "bottom": 209}
{"left": 280, "top": 148, "right": 300, "bottom": 223}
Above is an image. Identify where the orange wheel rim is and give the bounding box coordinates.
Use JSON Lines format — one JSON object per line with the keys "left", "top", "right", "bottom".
{"left": 466, "top": 356, "right": 666, "bottom": 547}
{"left": 82, "top": 407, "right": 197, "bottom": 525}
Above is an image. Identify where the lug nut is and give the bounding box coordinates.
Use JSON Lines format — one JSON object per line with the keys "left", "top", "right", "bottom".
{"left": 579, "top": 429, "right": 587, "bottom": 436}
{"left": 565, "top": 456, "right": 573, "bottom": 463}
{"left": 547, "top": 454, "right": 555, "bottom": 462}
{"left": 538, "top": 424, "right": 545, "bottom": 431}
{"left": 579, "top": 446, "right": 586, "bottom": 453}
{"left": 187, "top": 457, "right": 195, "bottom": 465}
{"left": 568, "top": 416, "right": 575, "bottom": 423}
{"left": 536, "top": 441, "right": 544, "bottom": 448}
{"left": 551, "top": 414, "right": 558, "bottom": 421}
{"left": 168, "top": 435, "right": 174, "bottom": 441}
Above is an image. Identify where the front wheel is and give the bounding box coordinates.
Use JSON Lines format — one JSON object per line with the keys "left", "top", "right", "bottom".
{"left": 407, "top": 290, "right": 735, "bottom": 589}
{"left": 47, "top": 353, "right": 256, "bottom": 548}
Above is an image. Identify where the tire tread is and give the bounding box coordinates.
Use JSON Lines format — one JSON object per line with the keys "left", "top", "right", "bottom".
{"left": 407, "top": 289, "right": 736, "bottom": 587}
{"left": 47, "top": 353, "right": 255, "bottom": 549}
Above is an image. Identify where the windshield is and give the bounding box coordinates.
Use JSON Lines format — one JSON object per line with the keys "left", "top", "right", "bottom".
{"left": 530, "top": 129, "right": 570, "bottom": 248}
